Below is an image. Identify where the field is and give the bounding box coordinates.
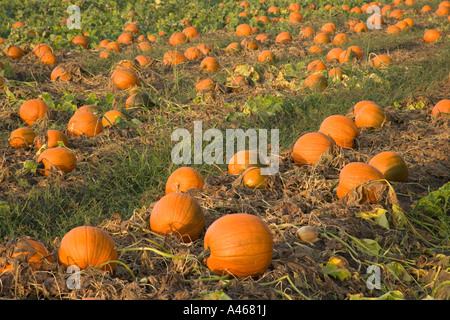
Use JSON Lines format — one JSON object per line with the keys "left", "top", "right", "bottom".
{"left": 0, "top": 0, "right": 449, "bottom": 302}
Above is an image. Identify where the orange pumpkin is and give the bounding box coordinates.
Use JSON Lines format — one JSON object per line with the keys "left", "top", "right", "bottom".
{"left": 257, "top": 50, "right": 275, "bottom": 63}
{"left": 7, "top": 237, "right": 54, "bottom": 270}
{"left": 242, "top": 167, "right": 268, "bottom": 189}
{"left": 111, "top": 68, "right": 140, "bottom": 89}
{"left": 124, "top": 23, "right": 139, "bottom": 34}
{"left": 32, "top": 43, "right": 53, "bottom": 58}
{"left": 36, "top": 129, "right": 69, "bottom": 149}
{"left": 51, "top": 65, "right": 71, "bottom": 81}
{"left": 182, "top": 26, "right": 199, "bottom": 39}
{"left": 300, "top": 27, "right": 315, "bottom": 39}
{"left": 75, "top": 105, "right": 102, "bottom": 115}
{"left": 314, "top": 32, "right": 331, "bottom": 44}
{"left": 106, "top": 41, "right": 121, "bottom": 52}
{"left": 197, "top": 43, "right": 212, "bottom": 55}
{"left": 319, "top": 115, "right": 359, "bottom": 148}
{"left": 336, "top": 162, "right": 385, "bottom": 202}
{"left": 333, "top": 33, "right": 349, "bottom": 47}
{"left": 72, "top": 35, "right": 88, "bottom": 49}
{"left": 241, "top": 37, "right": 259, "bottom": 50}
{"left": 292, "top": 132, "right": 336, "bottom": 166}
{"left": 327, "top": 48, "right": 345, "bottom": 61}
{"left": 118, "top": 32, "right": 134, "bottom": 44}
{"left": 37, "top": 147, "right": 77, "bottom": 176}
{"left": 195, "top": 78, "right": 216, "bottom": 92}
{"left": 134, "top": 55, "right": 153, "bottom": 67}
{"left": 236, "top": 24, "right": 252, "bottom": 36}
{"left": 307, "top": 60, "right": 327, "bottom": 73}
{"left": 7, "top": 45, "right": 24, "bottom": 59}
{"left": 102, "top": 110, "right": 125, "bottom": 127}
{"left": 138, "top": 41, "right": 152, "bottom": 52}
{"left": 275, "top": 31, "right": 292, "bottom": 43}
{"left": 354, "top": 104, "right": 386, "bottom": 129}
{"left": 165, "top": 167, "right": 204, "bottom": 194}
{"left": 67, "top": 112, "right": 103, "bottom": 137}
{"left": 200, "top": 57, "right": 220, "bottom": 72}
{"left": 58, "top": 226, "right": 118, "bottom": 274}
{"left": 163, "top": 50, "right": 187, "bottom": 66}
{"left": 423, "top": 30, "right": 441, "bottom": 42}
{"left": 228, "top": 150, "right": 267, "bottom": 175}
{"left": 150, "top": 192, "right": 205, "bottom": 242}
{"left": 368, "top": 151, "right": 408, "bottom": 182}
{"left": 204, "top": 213, "right": 273, "bottom": 278}
{"left": 328, "top": 67, "right": 344, "bottom": 80}
{"left": 386, "top": 25, "right": 402, "bottom": 35}
{"left": 184, "top": 47, "right": 203, "bottom": 60}
{"left": 19, "top": 99, "right": 50, "bottom": 126}
{"left": 169, "top": 32, "right": 188, "bottom": 46}
{"left": 431, "top": 99, "right": 450, "bottom": 116}
{"left": 9, "top": 127, "right": 36, "bottom": 148}
{"left": 353, "top": 100, "right": 380, "bottom": 115}
{"left": 40, "top": 52, "right": 58, "bottom": 66}
{"left": 372, "top": 55, "right": 392, "bottom": 68}
{"left": 305, "top": 74, "right": 328, "bottom": 91}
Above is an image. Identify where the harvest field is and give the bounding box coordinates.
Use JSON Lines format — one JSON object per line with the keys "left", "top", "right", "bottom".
{"left": 0, "top": 0, "right": 449, "bottom": 303}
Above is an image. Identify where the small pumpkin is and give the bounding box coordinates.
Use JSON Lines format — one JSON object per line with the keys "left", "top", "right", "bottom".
{"left": 111, "top": 68, "right": 140, "bottom": 89}
{"left": 39, "top": 52, "right": 58, "bottom": 66}
{"left": 241, "top": 38, "right": 259, "bottom": 50}
{"left": 305, "top": 74, "right": 328, "bottom": 91}
{"left": 372, "top": 54, "right": 391, "bottom": 68}
{"left": 236, "top": 24, "right": 252, "bottom": 36}
{"left": 124, "top": 23, "right": 139, "bottom": 34}
{"left": 200, "top": 57, "right": 220, "bottom": 72}
{"left": 228, "top": 150, "right": 267, "bottom": 175}
{"left": 19, "top": 99, "right": 50, "bottom": 126}
{"left": 169, "top": 32, "right": 188, "bottom": 46}
{"left": 102, "top": 110, "right": 125, "bottom": 127}
{"left": 51, "top": 65, "right": 71, "bottom": 81}
{"left": 225, "top": 42, "right": 241, "bottom": 54}
{"left": 36, "top": 129, "right": 69, "bottom": 149}
{"left": 37, "top": 147, "right": 77, "bottom": 176}
{"left": 163, "top": 50, "right": 187, "bottom": 66}
{"left": 72, "top": 35, "right": 88, "bottom": 49}
{"left": 313, "top": 32, "right": 331, "bottom": 44}
{"left": 242, "top": 167, "right": 268, "bottom": 189}
{"left": 6, "top": 237, "right": 54, "bottom": 270}
{"left": 117, "top": 32, "right": 134, "bottom": 44}
{"left": 292, "top": 132, "right": 335, "bottom": 166}
{"left": 9, "top": 127, "right": 36, "bottom": 148}
{"left": 195, "top": 78, "right": 216, "bottom": 92}
{"left": 328, "top": 67, "right": 344, "bottom": 80}
{"left": 204, "top": 213, "right": 273, "bottom": 278}
{"left": 182, "top": 26, "right": 199, "bottom": 39}
{"left": 353, "top": 100, "right": 380, "bottom": 115}
{"left": 386, "top": 25, "right": 402, "bottom": 35}
{"left": 67, "top": 112, "right": 103, "bottom": 137}
{"left": 184, "top": 47, "right": 203, "bottom": 60}
{"left": 74, "top": 105, "right": 102, "bottom": 115}
{"left": 368, "top": 151, "right": 409, "bottom": 182}
{"left": 423, "top": 30, "right": 441, "bottom": 42}
{"left": 332, "top": 33, "right": 349, "bottom": 47}
{"left": 300, "top": 27, "right": 315, "bottom": 39}
{"left": 138, "top": 41, "right": 152, "bottom": 53}
{"left": 6, "top": 45, "right": 24, "bottom": 59}
{"left": 275, "top": 31, "right": 292, "bottom": 43}
{"left": 58, "top": 226, "right": 118, "bottom": 274}
{"left": 106, "top": 41, "right": 121, "bottom": 52}
{"left": 336, "top": 162, "right": 385, "bottom": 202}
{"left": 165, "top": 167, "right": 204, "bottom": 194}
{"left": 32, "top": 43, "right": 53, "bottom": 58}
{"left": 150, "top": 192, "right": 205, "bottom": 242}
{"left": 307, "top": 60, "right": 327, "bottom": 73}
{"left": 197, "top": 43, "right": 212, "bottom": 55}
{"left": 257, "top": 50, "right": 275, "bottom": 63}
{"left": 431, "top": 99, "right": 450, "bottom": 116}
{"left": 354, "top": 104, "right": 386, "bottom": 129}
{"left": 319, "top": 115, "right": 359, "bottom": 148}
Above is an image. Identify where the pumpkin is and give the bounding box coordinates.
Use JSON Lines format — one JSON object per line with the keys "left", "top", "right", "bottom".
{"left": 289, "top": 11, "right": 303, "bottom": 24}
{"left": 138, "top": 41, "right": 152, "bottom": 52}
{"left": 318, "top": 115, "right": 359, "bottom": 148}
{"left": 182, "top": 26, "right": 199, "bottom": 39}
{"left": 7, "top": 237, "right": 54, "bottom": 270}
{"left": 184, "top": 47, "right": 203, "bottom": 60}
{"left": 354, "top": 104, "right": 386, "bottom": 129}
{"left": 102, "top": 110, "right": 125, "bottom": 127}
{"left": 305, "top": 74, "right": 328, "bottom": 91}
{"left": 289, "top": 3, "right": 301, "bottom": 12}
{"left": 200, "top": 57, "right": 220, "bottom": 72}
{"left": 292, "top": 132, "right": 335, "bottom": 166}
{"left": 169, "top": 32, "right": 187, "bottom": 46}
{"left": 165, "top": 167, "right": 204, "bottom": 194}
{"left": 118, "top": 32, "right": 134, "bottom": 44}
{"left": 241, "top": 37, "right": 259, "bottom": 50}
{"left": 126, "top": 92, "right": 152, "bottom": 109}
{"left": 321, "top": 23, "right": 336, "bottom": 34}
{"left": 195, "top": 78, "right": 216, "bottom": 92}
{"left": 255, "top": 33, "right": 269, "bottom": 43}
{"left": 111, "top": 68, "right": 140, "bottom": 89}
{"left": 72, "top": 35, "right": 88, "bottom": 49}
{"left": 40, "top": 52, "right": 58, "bottom": 66}
{"left": 389, "top": 9, "right": 404, "bottom": 20}
{"left": 368, "top": 151, "right": 408, "bottom": 182}
{"left": 67, "top": 112, "right": 103, "bottom": 137}
{"left": 336, "top": 162, "right": 385, "bottom": 202}
{"left": 204, "top": 213, "right": 273, "bottom": 278}
{"left": 423, "top": 30, "right": 441, "bottom": 42}
{"left": 386, "top": 25, "right": 402, "bottom": 35}
{"left": 58, "top": 226, "right": 118, "bottom": 274}
{"left": 37, "top": 147, "right": 77, "bottom": 176}
{"left": 328, "top": 67, "right": 344, "bottom": 80}
{"left": 32, "top": 43, "right": 52, "bottom": 58}
{"left": 275, "top": 31, "right": 292, "bottom": 43}
{"left": 163, "top": 50, "right": 187, "bottom": 66}
{"left": 225, "top": 42, "right": 241, "bottom": 53}
{"left": 257, "top": 50, "right": 275, "bottom": 63}
{"left": 36, "top": 129, "right": 69, "bottom": 149}
{"left": 353, "top": 100, "right": 380, "bottom": 115}
{"left": 314, "top": 32, "right": 331, "bottom": 44}
{"left": 300, "top": 27, "right": 315, "bottom": 39}
{"left": 7, "top": 45, "right": 24, "bottom": 59}
{"left": 106, "top": 41, "right": 121, "bottom": 52}
{"left": 395, "top": 20, "right": 409, "bottom": 31}
{"left": 9, "top": 127, "right": 36, "bottom": 148}
{"left": 197, "top": 43, "right": 212, "bottom": 55}
{"left": 242, "top": 167, "right": 268, "bottom": 189}
{"left": 75, "top": 105, "right": 102, "bottom": 115}
{"left": 307, "top": 60, "right": 327, "bottom": 73}
{"left": 333, "top": 33, "right": 349, "bottom": 47}
{"left": 309, "top": 46, "right": 323, "bottom": 54}
{"left": 436, "top": 4, "right": 450, "bottom": 16}
{"left": 421, "top": 5, "right": 432, "bottom": 13}
{"left": 431, "top": 99, "right": 450, "bottom": 116}
{"left": 228, "top": 150, "right": 267, "bottom": 175}
{"left": 134, "top": 55, "right": 153, "bottom": 67}
{"left": 327, "top": 48, "right": 344, "bottom": 61}
{"left": 124, "top": 23, "right": 139, "bottom": 34}
{"left": 19, "top": 99, "right": 50, "bottom": 126}
{"left": 236, "top": 24, "right": 252, "bottom": 36}
{"left": 150, "top": 192, "right": 204, "bottom": 242}
{"left": 353, "top": 22, "right": 368, "bottom": 32}
{"left": 51, "top": 65, "right": 71, "bottom": 81}
{"left": 98, "top": 39, "right": 111, "bottom": 48}
{"left": 372, "top": 55, "right": 392, "bottom": 68}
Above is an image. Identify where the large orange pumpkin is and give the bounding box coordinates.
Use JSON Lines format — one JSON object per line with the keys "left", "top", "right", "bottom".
{"left": 37, "top": 147, "right": 77, "bottom": 176}
{"left": 67, "top": 112, "right": 103, "bottom": 137}
{"left": 368, "top": 151, "right": 408, "bottom": 182}
{"left": 204, "top": 213, "right": 273, "bottom": 278}
{"left": 58, "top": 226, "right": 118, "bottom": 274}
{"left": 150, "top": 192, "right": 205, "bottom": 242}
{"left": 336, "top": 162, "right": 385, "bottom": 202}
{"left": 423, "top": 30, "right": 441, "bottom": 42}
{"left": 165, "top": 167, "right": 204, "bottom": 194}
{"left": 111, "top": 68, "right": 140, "bottom": 89}
{"left": 354, "top": 104, "right": 386, "bottom": 129}
{"left": 318, "top": 115, "right": 359, "bottom": 148}
{"left": 292, "top": 132, "right": 335, "bottom": 166}
{"left": 19, "top": 99, "right": 50, "bottom": 126}
{"left": 236, "top": 24, "right": 252, "bottom": 36}
{"left": 431, "top": 99, "right": 450, "bottom": 116}
{"left": 353, "top": 100, "right": 380, "bottom": 115}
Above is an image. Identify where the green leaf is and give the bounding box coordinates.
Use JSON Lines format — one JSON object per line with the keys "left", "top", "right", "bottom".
{"left": 202, "top": 290, "right": 232, "bottom": 300}
{"left": 356, "top": 208, "right": 390, "bottom": 230}
{"left": 321, "top": 257, "right": 352, "bottom": 281}
{"left": 385, "top": 262, "right": 414, "bottom": 283}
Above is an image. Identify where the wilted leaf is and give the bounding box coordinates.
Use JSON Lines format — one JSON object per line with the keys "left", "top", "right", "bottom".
{"left": 322, "top": 257, "right": 352, "bottom": 281}
{"left": 386, "top": 262, "right": 414, "bottom": 283}
{"left": 356, "top": 208, "right": 390, "bottom": 230}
